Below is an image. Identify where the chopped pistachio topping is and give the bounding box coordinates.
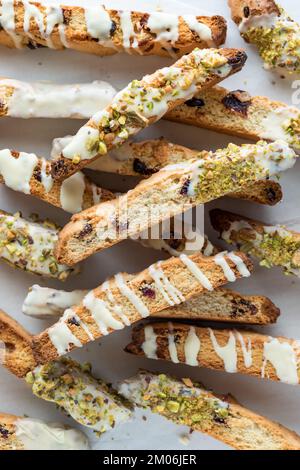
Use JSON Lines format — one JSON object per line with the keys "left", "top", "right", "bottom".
{"left": 118, "top": 372, "right": 229, "bottom": 429}
{"left": 222, "top": 220, "right": 300, "bottom": 276}
{"left": 26, "top": 358, "right": 131, "bottom": 435}
{"left": 242, "top": 9, "right": 300, "bottom": 72}
{"left": 0, "top": 212, "right": 77, "bottom": 279}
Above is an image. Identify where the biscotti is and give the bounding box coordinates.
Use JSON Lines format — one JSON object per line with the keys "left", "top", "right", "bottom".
{"left": 0, "top": 1, "right": 227, "bottom": 57}
{"left": 55, "top": 140, "right": 296, "bottom": 265}
{"left": 0, "top": 412, "right": 90, "bottom": 450}
{"left": 0, "top": 210, "right": 79, "bottom": 279}
{"left": 0, "top": 149, "right": 114, "bottom": 213}
{"left": 126, "top": 322, "right": 300, "bottom": 385}
{"left": 32, "top": 250, "right": 253, "bottom": 363}
{"left": 156, "top": 288, "right": 279, "bottom": 325}
{"left": 228, "top": 0, "right": 300, "bottom": 73}
{"left": 210, "top": 209, "right": 300, "bottom": 276}
{"left": 165, "top": 85, "right": 300, "bottom": 153}
{"left": 26, "top": 358, "right": 131, "bottom": 434}
{"left": 118, "top": 371, "right": 300, "bottom": 450}
{"left": 55, "top": 137, "right": 282, "bottom": 206}
{"left": 50, "top": 48, "right": 247, "bottom": 181}
{"left": 0, "top": 78, "right": 116, "bottom": 118}
{"left": 0, "top": 309, "right": 36, "bottom": 377}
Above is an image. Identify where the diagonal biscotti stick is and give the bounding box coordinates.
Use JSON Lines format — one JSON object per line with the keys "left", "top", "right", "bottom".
{"left": 0, "top": 149, "right": 114, "bottom": 214}
{"left": 126, "top": 322, "right": 300, "bottom": 385}
{"left": 118, "top": 371, "right": 300, "bottom": 450}
{"left": 0, "top": 210, "right": 79, "bottom": 279}
{"left": 55, "top": 140, "right": 296, "bottom": 266}
{"left": 0, "top": 412, "right": 90, "bottom": 450}
{"left": 22, "top": 284, "right": 280, "bottom": 325}
{"left": 50, "top": 48, "right": 247, "bottom": 181}
{"left": 53, "top": 137, "right": 282, "bottom": 206}
{"left": 210, "top": 209, "right": 300, "bottom": 277}
{"left": 32, "top": 250, "right": 253, "bottom": 364}
{"left": 0, "top": 1, "right": 226, "bottom": 57}
{"left": 228, "top": 0, "right": 300, "bottom": 74}
{"left": 165, "top": 85, "right": 300, "bottom": 154}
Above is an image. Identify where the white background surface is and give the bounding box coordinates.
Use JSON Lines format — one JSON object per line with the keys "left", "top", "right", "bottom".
{"left": 0, "top": 0, "right": 300, "bottom": 450}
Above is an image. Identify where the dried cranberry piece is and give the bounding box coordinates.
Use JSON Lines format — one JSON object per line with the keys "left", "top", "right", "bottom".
{"left": 78, "top": 223, "right": 93, "bottom": 239}
{"left": 133, "top": 158, "right": 156, "bottom": 176}
{"left": 180, "top": 178, "right": 191, "bottom": 196}
{"left": 243, "top": 6, "right": 250, "bottom": 18}
{"left": 185, "top": 97, "right": 205, "bottom": 108}
{"left": 222, "top": 90, "right": 252, "bottom": 116}
{"left": 68, "top": 317, "right": 80, "bottom": 327}
{"left": 140, "top": 286, "right": 156, "bottom": 299}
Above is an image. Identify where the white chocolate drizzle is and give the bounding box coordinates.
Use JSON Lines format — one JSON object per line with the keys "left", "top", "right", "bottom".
{"left": 82, "top": 290, "right": 124, "bottom": 335}
{"left": 101, "top": 280, "right": 131, "bottom": 326}
{"left": 184, "top": 326, "right": 200, "bottom": 366}
{"left": 119, "top": 11, "right": 138, "bottom": 51}
{"left": 142, "top": 325, "right": 158, "bottom": 359}
{"left": 149, "top": 262, "right": 185, "bottom": 306}
{"left": 179, "top": 253, "right": 213, "bottom": 290}
{"left": 0, "top": 0, "right": 23, "bottom": 48}
{"left": 115, "top": 273, "right": 149, "bottom": 318}
{"left": 84, "top": 5, "right": 112, "bottom": 43}
{"left": 262, "top": 338, "right": 299, "bottom": 385}
{"left": 48, "top": 310, "right": 82, "bottom": 355}
{"left": 209, "top": 329, "right": 237, "bottom": 373}
{"left": 0, "top": 149, "right": 37, "bottom": 194}
{"left": 183, "top": 15, "right": 213, "bottom": 43}
{"left": 235, "top": 331, "right": 252, "bottom": 368}
{"left": 227, "top": 252, "right": 251, "bottom": 278}
{"left": 214, "top": 252, "right": 237, "bottom": 282}
{"left": 60, "top": 172, "right": 85, "bottom": 214}
{"left": 168, "top": 322, "right": 179, "bottom": 363}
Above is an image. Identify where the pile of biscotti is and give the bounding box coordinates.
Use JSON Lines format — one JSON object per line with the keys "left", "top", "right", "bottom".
{"left": 0, "top": 0, "right": 300, "bottom": 451}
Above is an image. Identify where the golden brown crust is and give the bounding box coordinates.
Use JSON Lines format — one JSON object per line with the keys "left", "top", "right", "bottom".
{"left": 0, "top": 2, "right": 226, "bottom": 56}
{"left": 228, "top": 0, "right": 280, "bottom": 26}
{"left": 32, "top": 251, "right": 253, "bottom": 364}
{"left": 154, "top": 287, "right": 280, "bottom": 324}
{"left": 50, "top": 48, "right": 247, "bottom": 181}
{"left": 229, "top": 180, "right": 282, "bottom": 206}
{"left": 0, "top": 309, "right": 36, "bottom": 378}
{"left": 126, "top": 322, "right": 299, "bottom": 385}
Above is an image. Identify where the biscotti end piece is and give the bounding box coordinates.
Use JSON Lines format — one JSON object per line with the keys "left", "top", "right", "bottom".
{"left": 26, "top": 358, "right": 131, "bottom": 434}
{"left": 229, "top": 180, "right": 282, "bottom": 206}
{"left": 0, "top": 210, "right": 79, "bottom": 279}
{"left": 51, "top": 48, "right": 247, "bottom": 181}
{"left": 118, "top": 371, "right": 300, "bottom": 450}
{"left": 229, "top": 0, "right": 300, "bottom": 73}
{"left": 210, "top": 209, "right": 300, "bottom": 276}
{"left": 32, "top": 250, "right": 253, "bottom": 364}
{"left": 55, "top": 140, "right": 296, "bottom": 266}
{"left": 0, "top": 309, "right": 36, "bottom": 377}
{"left": 0, "top": 412, "right": 90, "bottom": 450}
{"left": 155, "top": 287, "right": 280, "bottom": 324}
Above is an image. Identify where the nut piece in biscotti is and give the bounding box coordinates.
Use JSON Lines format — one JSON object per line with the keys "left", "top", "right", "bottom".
{"left": 165, "top": 85, "right": 300, "bottom": 154}
{"left": 32, "top": 250, "right": 253, "bottom": 364}
{"left": 228, "top": 0, "right": 300, "bottom": 74}
{"left": 155, "top": 288, "right": 280, "bottom": 325}
{"left": 118, "top": 371, "right": 300, "bottom": 450}
{"left": 50, "top": 48, "right": 247, "bottom": 181}
{"left": 0, "top": 309, "right": 36, "bottom": 377}
{"left": 55, "top": 140, "right": 296, "bottom": 266}
{"left": 210, "top": 209, "right": 300, "bottom": 277}
{"left": 0, "top": 149, "right": 114, "bottom": 214}
{"left": 0, "top": 412, "right": 90, "bottom": 450}
{"left": 126, "top": 322, "right": 300, "bottom": 385}
{"left": 0, "top": 210, "right": 79, "bottom": 279}
{"left": 0, "top": 1, "right": 227, "bottom": 57}
{"left": 26, "top": 358, "right": 131, "bottom": 435}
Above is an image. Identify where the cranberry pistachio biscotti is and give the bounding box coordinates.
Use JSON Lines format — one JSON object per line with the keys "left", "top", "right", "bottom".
{"left": 118, "top": 371, "right": 300, "bottom": 450}
{"left": 0, "top": 1, "right": 226, "bottom": 57}
{"left": 126, "top": 322, "right": 300, "bottom": 385}
{"left": 210, "top": 209, "right": 300, "bottom": 277}
{"left": 55, "top": 140, "right": 296, "bottom": 266}
{"left": 228, "top": 0, "right": 300, "bottom": 73}
{"left": 32, "top": 250, "right": 253, "bottom": 363}
{"left": 50, "top": 48, "right": 247, "bottom": 181}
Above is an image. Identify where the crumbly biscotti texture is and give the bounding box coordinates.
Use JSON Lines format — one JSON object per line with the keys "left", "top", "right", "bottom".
{"left": 155, "top": 288, "right": 279, "bottom": 324}
{"left": 228, "top": 0, "right": 300, "bottom": 73}
{"left": 51, "top": 48, "right": 247, "bottom": 181}
{"left": 0, "top": 309, "right": 36, "bottom": 377}
{"left": 87, "top": 138, "right": 283, "bottom": 206}
{"left": 0, "top": 413, "right": 23, "bottom": 450}
{"left": 126, "top": 322, "right": 300, "bottom": 385}
{"left": 118, "top": 371, "right": 300, "bottom": 450}
{"left": 0, "top": 210, "right": 79, "bottom": 279}
{"left": 210, "top": 209, "right": 300, "bottom": 276}
{"left": 165, "top": 85, "right": 300, "bottom": 153}
{"left": 0, "top": 1, "right": 226, "bottom": 56}
{"left": 32, "top": 251, "right": 253, "bottom": 363}
{"left": 0, "top": 149, "right": 114, "bottom": 214}
{"left": 55, "top": 140, "right": 296, "bottom": 266}
{"left": 26, "top": 358, "right": 131, "bottom": 434}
